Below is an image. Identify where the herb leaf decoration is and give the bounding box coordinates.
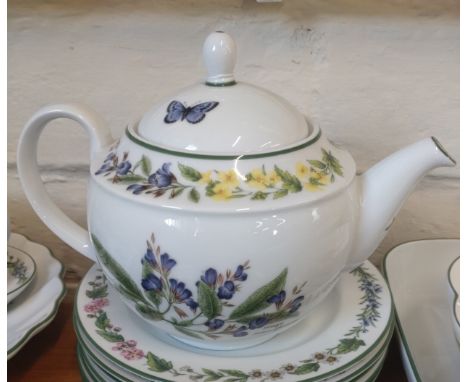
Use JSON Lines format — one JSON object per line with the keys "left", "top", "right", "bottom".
{"left": 229, "top": 268, "right": 288, "bottom": 320}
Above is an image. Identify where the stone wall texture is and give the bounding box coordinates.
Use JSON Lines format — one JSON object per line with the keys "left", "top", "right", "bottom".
{"left": 8, "top": 0, "right": 459, "bottom": 277}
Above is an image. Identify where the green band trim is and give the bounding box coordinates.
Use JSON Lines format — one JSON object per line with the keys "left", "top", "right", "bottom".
{"left": 125, "top": 128, "right": 322, "bottom": 160}
{"left": 205, "top": 80, "right": 237, "bottom": 87}
{"left": 431, "top": 136, "right": 456, "bottom": 165}
{"left": 447, "top": 257, "right": 460, "bottom": 326}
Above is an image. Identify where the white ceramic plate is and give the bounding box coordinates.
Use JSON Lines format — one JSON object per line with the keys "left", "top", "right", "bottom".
{"left": 76, "top": 326, "right": 392, "bottom": 382}
{"left": 7, "top": 233, "right": 66, "bottom": 359}
{"left": 383, "top": 239, "right": 460, "bottom": 382}
{"left": 7, "top": 246, "right": 36, "bottom": 303}
{"left": 74, "top": 261, "right": 392, "bottom": 382}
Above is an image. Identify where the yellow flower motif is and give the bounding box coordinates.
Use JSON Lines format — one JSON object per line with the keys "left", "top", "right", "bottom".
{"left": 211, "top": 183, "right": 232, "bottom": 201}
{"left": 247, "top": 169, "right": 267, "bottom": 190}
{"left": 218, "top": 169, "right": 239, "bottom": 188}
{"left": 199, "top": 170, "right": 212, "bottom": 184}
{"left": 306, "top": 171, "right": 331, "bottom": 191}
{"left": 266, "top": 171, "right": 280, "bottom": 186}
{"left": 295, "top": 163, "right": 310, "bottom": 179}
{"left": 310, "top": 171, "right": 330, "bottom": 184}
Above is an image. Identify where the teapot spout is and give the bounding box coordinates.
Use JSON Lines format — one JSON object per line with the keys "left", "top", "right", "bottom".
{"left": 346, "top": 137, "right": 456, "bottom": 270}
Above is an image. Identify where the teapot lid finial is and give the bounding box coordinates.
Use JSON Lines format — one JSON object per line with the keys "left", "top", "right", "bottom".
{"left": 203, "top": 31, "right": 237, "bottom": 86}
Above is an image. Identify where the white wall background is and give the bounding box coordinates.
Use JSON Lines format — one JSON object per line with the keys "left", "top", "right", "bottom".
{"left": 8, "top": 0, "right": 459, "bottom": 277}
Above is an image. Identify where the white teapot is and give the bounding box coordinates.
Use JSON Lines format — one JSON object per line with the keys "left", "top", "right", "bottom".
{"left": 17, "top": 32, "right": 455, "bottom": 350}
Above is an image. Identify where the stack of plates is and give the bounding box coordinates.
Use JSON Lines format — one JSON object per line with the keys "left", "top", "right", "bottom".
{"left": 383, "top": 239, "right": 460, "bottom": 382}
{"left": 73, "top": 261, "right": 394, "bottom": 382}
{"left": 7, "top": 233, "right": 66, "bottom": 359}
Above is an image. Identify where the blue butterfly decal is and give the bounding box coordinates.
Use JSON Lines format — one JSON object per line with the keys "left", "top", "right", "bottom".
{"left": 164, "top": 101, "right": 219, "bottom": 124}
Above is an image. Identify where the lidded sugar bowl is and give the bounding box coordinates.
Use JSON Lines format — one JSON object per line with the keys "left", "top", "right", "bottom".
{"left": 17, "top": 32, "right": 455, "bottom": 350}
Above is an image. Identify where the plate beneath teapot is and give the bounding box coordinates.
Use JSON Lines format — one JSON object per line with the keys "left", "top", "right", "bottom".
{"left": 73, "top": 261, "right": 392, "bottom": 382}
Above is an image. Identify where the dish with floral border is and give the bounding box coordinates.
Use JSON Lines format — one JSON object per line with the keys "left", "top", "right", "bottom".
{"left": 7, "top": 233, "right": 66, "bottom": 359}
{"left": 7, "top": 246, "right": 36, "bottom": 304}
{"left": 74, "top": 261, "right": 392, "bottom": 382}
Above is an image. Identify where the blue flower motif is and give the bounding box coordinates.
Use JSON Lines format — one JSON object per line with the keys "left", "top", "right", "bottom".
{"left": 104, "top": 152, "right": 117, "bottom": 163}
{"left": 233, "top": 265, "right": 248, "bottom": 281}
{"left": 148, "top": 163, "right": 173, "bottom": 188}
{"left": 217, "top": 281, "right": 235, "bottom": 300}
{"left": 289, "top": 296, "right": 304, "bottom": 313}
{"left": 205, "top": 319, "right": 225, "bottom": 330}
{"left": 116, "top": 161, "right": 131, "bottom": 175}
{"left": 361, "top": 281, "right": 382, "bottom": 295}
{"left": 143, "top": 249, "right": 157, "bottom": 268}
{"left": 160, "top": 253, "right": 176, "bottom": 273}
{"left": 366, "top": 299, "right": 380, "bottom": 309}
{"left": 141, "top": 274, "right": 162, "bottom": 292}
{"left": 360, "top": 281, "right": 372, "bottom": 290}
{"left": 201, "top": 268, "right": 218, "bottom": 287}
{"left": 95, "top": 162, "right": 114, "bottom": 175}
{"left": 267, "top": 290, "right": 286, "bottom": 307}
{"left": 233, "top": 326, "right": 248, "bottom": 337}
{"left": 126, "top": 184, "right": 148, "bottom": 194}
{"left": 185, "top": 298, "right": 199, "bottom": 312}
{"left": 168, "top": 279, "right": 198, "bottom": 311}
{"left": 248, "top": 316, "right": 269, "bottom": 330}
{"left": 169, "top": 279, "right": 192, "bottom": 301}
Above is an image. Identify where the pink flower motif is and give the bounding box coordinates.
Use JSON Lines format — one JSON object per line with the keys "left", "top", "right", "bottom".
{"left": 84, "top": 298, "right": 109, "bottom": 314}
{"left": 121, "top": 347, "right": 145, "bottom": 360}
{"left": 112, "top": 342, "right": 127, "bottom": 351}
{"left": 112, "top": 339, "right": 143, "bottom": 359}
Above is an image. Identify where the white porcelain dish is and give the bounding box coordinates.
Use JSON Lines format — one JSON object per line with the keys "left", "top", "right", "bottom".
{"left": 7, "top": 246, "right": 36, "bottom": 304}
{"left": 7, "top": 233, "right": 66, "bottom": 359}
{"left": 383, "top": 239, "right": 460, "bottom": 382}
{"left": 74, "top": 261, "right": 392, "bottom": 382}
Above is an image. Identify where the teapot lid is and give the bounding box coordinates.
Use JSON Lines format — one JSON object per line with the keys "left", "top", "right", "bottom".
{"left": 136, "top": 32, "right": 310, "bottom": 155}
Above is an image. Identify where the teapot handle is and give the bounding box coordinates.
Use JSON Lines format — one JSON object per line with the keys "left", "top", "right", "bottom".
{"left": 17, "top": 103, "right": 113, "bottom": 260}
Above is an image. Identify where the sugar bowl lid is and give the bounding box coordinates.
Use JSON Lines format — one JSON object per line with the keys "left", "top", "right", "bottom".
{"left": 136, "top": 32, "right": 310, "bottom": 155}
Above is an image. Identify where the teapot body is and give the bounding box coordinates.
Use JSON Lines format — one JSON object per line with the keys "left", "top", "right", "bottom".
{"left": 17, "top": 103, "right": 455, "bottom": 351}
{"left": 87, "top": 126, "right": 359, "bottom": 349}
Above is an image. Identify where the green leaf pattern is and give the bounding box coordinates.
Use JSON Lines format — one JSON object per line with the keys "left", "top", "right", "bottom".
{"left": 229, "top": 269, "right": 287, "bottom": 320}
{"left": 197, "top": 281, "right": 222, "bottom": 320}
